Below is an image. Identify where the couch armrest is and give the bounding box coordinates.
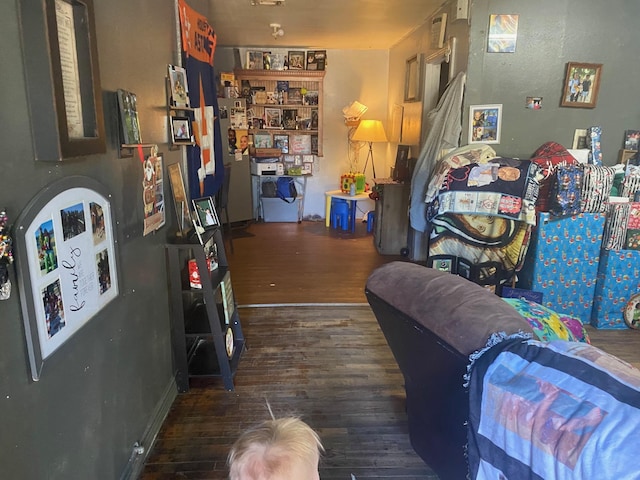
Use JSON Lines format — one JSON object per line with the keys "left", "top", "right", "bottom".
{"left": 365, "top": 262, "right": 533, "bottom": 356}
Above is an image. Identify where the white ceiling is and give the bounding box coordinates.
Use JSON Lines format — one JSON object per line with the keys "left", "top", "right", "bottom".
{"left": 208, "top": 0, "right": 446, "bottom": 50}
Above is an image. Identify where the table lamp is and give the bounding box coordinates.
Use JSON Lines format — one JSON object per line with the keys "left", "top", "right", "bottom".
{"left": 351, "top": 119, "right": 388, "bottom": 178}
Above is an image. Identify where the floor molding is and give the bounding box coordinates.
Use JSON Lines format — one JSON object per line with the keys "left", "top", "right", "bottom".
{"left": 238, "top": 302, "right": 370, "bottom": 308}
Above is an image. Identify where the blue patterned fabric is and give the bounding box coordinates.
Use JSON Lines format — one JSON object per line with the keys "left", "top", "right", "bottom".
{"left": 468, "top": 338, "right": 640, "bottom": 479}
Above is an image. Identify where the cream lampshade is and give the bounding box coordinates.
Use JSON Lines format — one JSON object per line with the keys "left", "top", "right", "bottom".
{"left": 351, "top": 119, "right": 388, "bottom": 178}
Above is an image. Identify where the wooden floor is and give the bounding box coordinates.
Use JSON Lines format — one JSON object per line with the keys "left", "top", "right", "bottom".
{"left": 140, "top": 221, "right": 640, "bottom": 479}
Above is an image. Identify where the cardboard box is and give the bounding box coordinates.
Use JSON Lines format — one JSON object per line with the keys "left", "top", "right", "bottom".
{"left": 591, "top": 249, "right": 640, "bottom": 329}
{"left": 261, "top": 197, "right": 300, "bottom": 222}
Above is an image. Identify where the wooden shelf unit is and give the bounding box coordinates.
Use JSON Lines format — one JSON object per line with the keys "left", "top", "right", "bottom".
{"left": 234, "top": 69, "right": 325, "bottom": 156}
{"left": 165, "top": 228, "right": 245, "bottom": 391}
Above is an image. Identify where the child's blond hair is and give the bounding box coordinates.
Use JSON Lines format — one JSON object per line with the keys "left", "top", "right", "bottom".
{"left": 228, "top": 416, "right": 323, "bottom": 480}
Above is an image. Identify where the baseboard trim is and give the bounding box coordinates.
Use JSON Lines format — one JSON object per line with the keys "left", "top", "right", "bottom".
{"left": 238, "top": 302, "right": 370, "bottom": 308}
{"left": 120, "top": 377, "right": 177, "bottom": 480}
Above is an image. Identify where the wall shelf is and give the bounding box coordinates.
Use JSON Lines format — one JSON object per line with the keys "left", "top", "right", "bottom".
{"left": 234, "top": 69, "right": 325, "bottom": 156}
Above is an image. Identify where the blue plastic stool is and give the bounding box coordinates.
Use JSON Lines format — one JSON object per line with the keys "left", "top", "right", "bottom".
{"left": 331, "top": 199, "right": 350, "bottom": 230}
{"left": 366, "top": 211, "right": 375, "bottom": 233}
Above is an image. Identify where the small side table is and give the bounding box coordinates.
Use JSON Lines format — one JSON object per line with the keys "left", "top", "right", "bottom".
{"left": 324, "top": 189, "right": 371, "bottom": 233}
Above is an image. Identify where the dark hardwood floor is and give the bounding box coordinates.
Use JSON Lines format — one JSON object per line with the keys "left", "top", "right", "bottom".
{"left": 140, "top": 220, "right": 640, "bottom": 479}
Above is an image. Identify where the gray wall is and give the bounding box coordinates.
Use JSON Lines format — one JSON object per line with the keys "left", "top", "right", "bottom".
{"left": 465, "top": 0, "right": 640, "bottom": 163}
{"left": 0, "top": 0, "right": 208, "bottom": 478}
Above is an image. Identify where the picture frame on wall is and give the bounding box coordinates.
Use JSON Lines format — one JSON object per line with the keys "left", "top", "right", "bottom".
{"left": 468, "top": 104, "right": 502, "bottom": 144}
{"left": 116, "top": 89, "right": 142, "bottom": 145}
{"left": 19, "top": 0, "right": 106, "bottom": 160}
{"left": 14, "top": 176, "right": 119, "bottom": 380}
{"left": 560, "top": 62, "right": 602, "bottom": 108}
{"left": 168, "top": 64, "right": 190, "bottom": 108}
{"left": 170, "top": 116, "right": 193, "bottom": 144}
{"left": 404, "top": 54, "right": 423, "bottom": 102}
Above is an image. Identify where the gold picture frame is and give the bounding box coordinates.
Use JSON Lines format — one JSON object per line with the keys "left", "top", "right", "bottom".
{"left": 560, "top": 62, "right": 602, "bottom": 109}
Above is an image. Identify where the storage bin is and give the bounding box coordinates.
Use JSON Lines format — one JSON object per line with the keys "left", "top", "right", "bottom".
{"left": 261, "top": 197, "right": 301, "bottom": 222}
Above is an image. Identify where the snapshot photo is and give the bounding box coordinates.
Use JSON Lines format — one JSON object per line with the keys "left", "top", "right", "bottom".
{"left": 41, "top": 279, "right": 65, "bottom": 339}
{"left": 35, "top": 218, "right": 58, "bottom": 276}
{"left": 60, "top": 202, "right": 86, "bottom": 241}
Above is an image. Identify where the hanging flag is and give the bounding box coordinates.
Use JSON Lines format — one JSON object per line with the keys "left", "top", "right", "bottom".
{"left": 177, "top": 0, "right": 224, "bottom": 199}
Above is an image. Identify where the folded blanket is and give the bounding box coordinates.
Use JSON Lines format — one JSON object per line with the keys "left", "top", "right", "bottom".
{"left": 467, "top": 338, "right": 640, "bottom": 479}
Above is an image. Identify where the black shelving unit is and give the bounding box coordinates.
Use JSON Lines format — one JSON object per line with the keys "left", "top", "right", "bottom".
{"left": 165, "top": 227, "right": 244, "bottom": 391}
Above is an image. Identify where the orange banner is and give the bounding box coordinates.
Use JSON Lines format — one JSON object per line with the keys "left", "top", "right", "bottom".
{"left": 177, "top": 0, "right": 216, "bottom": 65}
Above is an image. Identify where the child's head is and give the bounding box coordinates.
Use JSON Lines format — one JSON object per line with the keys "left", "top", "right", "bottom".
{"left": 228, "top": 417, "right": 323, "bottom": 480}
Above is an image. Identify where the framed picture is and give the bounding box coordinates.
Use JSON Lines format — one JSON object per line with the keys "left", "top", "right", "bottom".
{"left": 167, "top": 162, "right": 192, "bottom": 236}
{"left": 168, "top": 64, "right": 190, "bottom": 108}
{"left": 487, "top": 14, "right": 519, "bottom": 53}
{"left": 274, "top": 134, "right": 289, "bottom": 154}
{"left": 468, "top": 104, "right": 502, "bottom": 144}
{"left": 288, "top": 50, "right": 305, "bottom": 70}
{"left": 142, "top": 153, "right": 165, "bottom": 236}
{"left": 389, "top": 104, "right": 404, "bottom": 142}
{"left": 404, "top": 54, "right": 423, "bottom": 102}
{"left": 246, "top": 50, "right": 264, "bottom": 69}
{"left": 264, "top": 108, "right": 282, "bottom": 129}
{"left": 572, "top": 128, "right": 588, "bottom": 149}
{"left": 14, "top": 176, "right": 119, "bottom": 380}
{"left": 287, "top": 87, "right": 303, "bottom": 105}
{"left": 253, "top": 132, "right": 272, "bottom": 148}
{"left": 282, "top": 109, "right": 297, "bottom": 130}
{"left": 624, "top": 130, "right": 640, "bottom": 151}
{"left": 116, "top": 89, "right": 142, "bottom": 145}
{"left": 192, "top": 196, "right": 219, "bottom": 230}
{"left": 19, "top": 0, "right": 106, "bottom": 160}
{"left": 560, "top": 62, "right": 602, "bottom": 108}
{"left": 170, "top": 116, "right": 193, "bottom": 144}
{"left": 430, "top": 13, "right": 447, "bottom": 49}
{"left": 290, "top": 134, "right": 312, "bottom": 155}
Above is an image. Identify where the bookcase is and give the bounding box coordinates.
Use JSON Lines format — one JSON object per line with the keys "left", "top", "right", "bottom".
{"left": 234, "top": 69, "right": 325, "bottom": 156}
{"left": 165, "top": 227, "right": 244, "bottom": 392}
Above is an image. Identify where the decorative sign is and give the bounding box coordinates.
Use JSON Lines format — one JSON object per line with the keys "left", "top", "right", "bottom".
{"left": 16, "top": 177, "right": 119, "bottom": 380}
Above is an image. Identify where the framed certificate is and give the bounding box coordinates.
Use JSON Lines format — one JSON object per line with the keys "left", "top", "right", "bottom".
{"left": 20, "top": 0, "right": 106, "bottom": 160}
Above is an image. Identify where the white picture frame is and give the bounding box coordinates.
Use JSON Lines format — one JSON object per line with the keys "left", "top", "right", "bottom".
{"left": 468, "top": 104, "right": 502, "bottom": 144}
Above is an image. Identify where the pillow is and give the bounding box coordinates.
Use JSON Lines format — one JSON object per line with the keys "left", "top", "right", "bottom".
{"left": 502, "top": 298, "right": 590, "bottom": 343}
{"left": 581, "top": 164, "right": 616, "bottom": 213}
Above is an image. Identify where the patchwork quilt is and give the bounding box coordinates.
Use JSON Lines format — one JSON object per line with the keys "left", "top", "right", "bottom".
{"left": 467, "top": 338, "right": 640, "bottom": 479}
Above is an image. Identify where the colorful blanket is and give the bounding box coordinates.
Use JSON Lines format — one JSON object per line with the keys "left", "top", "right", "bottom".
{"left": 467, "top": 338, "right": 640, "bottom": 479}
{"left": 426, "top": 158, "right": 540, "bottom": 226}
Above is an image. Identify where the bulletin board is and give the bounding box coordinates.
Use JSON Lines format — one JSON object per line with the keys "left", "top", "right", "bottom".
{"left": 15, "top": 176, "right": 119, "bottom": 381}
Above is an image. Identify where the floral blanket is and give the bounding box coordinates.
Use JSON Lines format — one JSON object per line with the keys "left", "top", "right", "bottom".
{"left": 467, "top": 338, "right": 640, "bottom": 479}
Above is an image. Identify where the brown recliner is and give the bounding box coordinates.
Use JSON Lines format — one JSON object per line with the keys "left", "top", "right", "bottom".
{"left": 365, "top": 262, "right": 533, "bottom": 480}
